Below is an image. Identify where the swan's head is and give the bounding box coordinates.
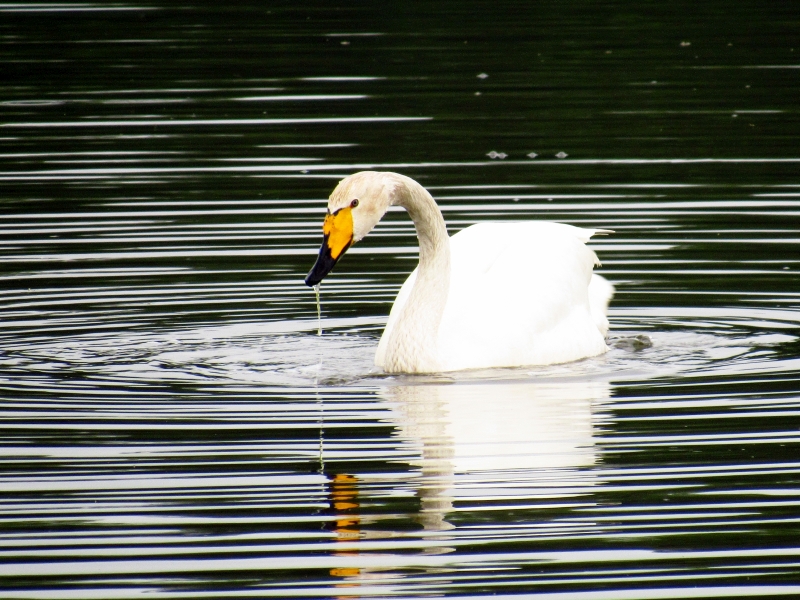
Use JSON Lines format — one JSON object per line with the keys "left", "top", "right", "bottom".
{"left": 305, "top": 171, "right": 398, "bottom": 286}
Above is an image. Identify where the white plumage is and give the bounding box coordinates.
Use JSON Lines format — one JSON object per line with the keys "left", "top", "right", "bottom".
{"left": 376, "top": 222, "right": 613, "bottom": 371}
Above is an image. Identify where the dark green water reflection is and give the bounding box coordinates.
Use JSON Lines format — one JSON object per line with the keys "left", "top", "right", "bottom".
{"left": 1, "top": 1, "right": 799, "bottom": 598}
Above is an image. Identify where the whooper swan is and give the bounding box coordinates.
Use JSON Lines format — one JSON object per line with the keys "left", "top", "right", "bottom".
{"left": 305, "top": 171, "right": 613, "bottom": 374}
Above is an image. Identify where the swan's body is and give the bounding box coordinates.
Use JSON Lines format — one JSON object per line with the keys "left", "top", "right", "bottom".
{"left": 376, "top": 222, "right": 613, "bottom": 371}
{"left": 306, "top": 171, "right": 613, "bottom": 374}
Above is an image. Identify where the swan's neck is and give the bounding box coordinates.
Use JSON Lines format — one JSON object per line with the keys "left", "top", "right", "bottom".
{"left": 383, "top": 175, "right": 450, "bottom": 373}
{"left": 394, "top": 175, "right": 450, "bottom": 273}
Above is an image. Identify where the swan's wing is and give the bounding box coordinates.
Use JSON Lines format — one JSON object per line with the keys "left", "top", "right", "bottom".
{"left": 438, "top": 222, "right": 610, "bottom": 370}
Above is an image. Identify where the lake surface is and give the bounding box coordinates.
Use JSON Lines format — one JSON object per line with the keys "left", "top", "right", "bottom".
{"left": 2, "top": 1, "right": 800, "bottom": 598}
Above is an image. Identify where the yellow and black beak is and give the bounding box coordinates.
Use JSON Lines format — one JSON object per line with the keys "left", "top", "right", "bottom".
{"left": 305, "top": 206, "right": 354, "bottom": 286}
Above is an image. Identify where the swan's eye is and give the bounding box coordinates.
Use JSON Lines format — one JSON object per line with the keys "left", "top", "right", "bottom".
{"left": 350, "top": 199, "right": 359, "bottom": 208}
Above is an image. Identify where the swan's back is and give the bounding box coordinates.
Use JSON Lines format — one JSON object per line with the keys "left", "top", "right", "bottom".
{"left": 376, "top": 221, "right": 611, "bottom": 371}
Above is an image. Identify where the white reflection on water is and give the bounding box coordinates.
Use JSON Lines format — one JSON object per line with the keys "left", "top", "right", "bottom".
{"left": 233, "top": 94, "right": 367, "bottom": 101}
{"left": 1, "top": 116, "right": 430, "bottom": 128}
{"left": 384, "top": 379, "right": 606, "bottom": 530}
{"left": 0, "top": 4, "right": 153, "bottom": 13}
{"left": 391, "top": 380, "right": 602, "bottom": 473}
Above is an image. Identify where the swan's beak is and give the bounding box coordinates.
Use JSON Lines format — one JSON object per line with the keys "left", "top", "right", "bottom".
{"left": 305, "top": 206, "right": 354, "bottom": 286}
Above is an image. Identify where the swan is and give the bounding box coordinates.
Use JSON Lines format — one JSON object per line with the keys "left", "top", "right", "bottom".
{"left": 305, "top": 171, "right": 614, "bottom": 374}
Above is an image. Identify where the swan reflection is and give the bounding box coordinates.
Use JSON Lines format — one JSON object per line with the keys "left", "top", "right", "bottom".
{"left": 323, "top": 377, "right": 609, "bottom": 591}
{"left": 385, "top": 378, "right": 609, "bottom": 530}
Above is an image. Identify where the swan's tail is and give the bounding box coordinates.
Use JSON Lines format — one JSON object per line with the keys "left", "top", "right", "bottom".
{"left": 588, "top": 274, "right": 614, "bottom": 337}
{"left": 573, "top": 226, "right": 613, "bottom": 248}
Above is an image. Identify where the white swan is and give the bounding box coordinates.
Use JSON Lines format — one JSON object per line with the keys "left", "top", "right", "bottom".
{"left": 305, "top": 171, "right": 613, "bottom": 374}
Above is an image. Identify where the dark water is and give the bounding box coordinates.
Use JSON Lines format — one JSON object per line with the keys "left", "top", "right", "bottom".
{"left": 2, "top": 2, "right": 800, "bottom": 598}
